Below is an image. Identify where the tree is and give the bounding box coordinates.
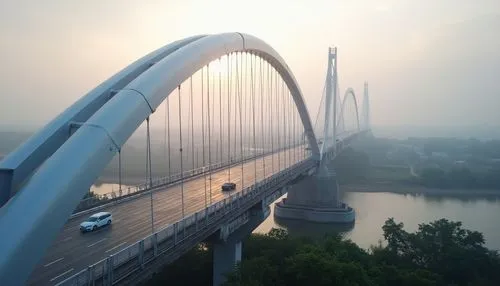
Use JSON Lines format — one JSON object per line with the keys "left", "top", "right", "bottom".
{"left": 448, "top": 167, "right": 476, "bottom": 188}
{"left": 146, "top": 220, "right": 500, "bottom": 286}
{"left": 381, "top": 218, "right": 500, "bottom": 285}
{"left": 333, "top": 147, "right": 371, "bottom": 184}
{"left": 419, "top": 167, "right": 448, "bottom": 188}
{"left": 145, "top": 243, "right": 213, "bottom": 286}
{"left": 480, "top": 168, "right": 500, "bottom": 189}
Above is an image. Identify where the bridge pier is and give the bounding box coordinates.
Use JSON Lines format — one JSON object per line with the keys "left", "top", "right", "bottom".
{"left": 274, "top": 163, "right": 355, "bottom": 223}
{"left": 212, "top": 200, "right": 270, "bottom": 285}
{"left": 213, "top": 240, "right": 242, "bottom": 286}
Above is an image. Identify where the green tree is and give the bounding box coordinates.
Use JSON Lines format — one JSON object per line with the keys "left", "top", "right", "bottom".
{"left": 333, "top": 147, "right": 371, "bottom": 184}
{"left": 145, "top": 243, "right": 213, "bottom": 286}
{"left": 448, "top": 167, "right": 476, "bottom": 188}
{"left": 419, "top": 167, "right": 448, "bottom": 188}
{"left": 480, "top": 168, "right": 500, "bottom": 189}
{"left": 381, "top": 218, "right": 500, "bottom": 285}
{"left": 146, "top": 219, "right": 500, "bottom": 286}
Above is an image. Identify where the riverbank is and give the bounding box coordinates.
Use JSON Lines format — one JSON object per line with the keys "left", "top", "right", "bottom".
{"left": 342, "top": 182, "right": 500, "bottom": 196}
{"left": 95, "top": 176, "right": 500, "bottom": 197}
{"left": 95, "top": 176, "right": 144, "bottom": 186}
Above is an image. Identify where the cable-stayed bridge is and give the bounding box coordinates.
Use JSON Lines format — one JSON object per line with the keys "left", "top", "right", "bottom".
{"left": 0, "top": 33, "right": 370, "bottom": 286}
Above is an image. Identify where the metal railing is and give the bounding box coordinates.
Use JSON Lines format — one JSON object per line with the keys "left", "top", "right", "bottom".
{"left": 57, "top": 158, "right": 315, "bottom": 286}
{"left": 75, "top": 145, "right": 311, "bottom": 214}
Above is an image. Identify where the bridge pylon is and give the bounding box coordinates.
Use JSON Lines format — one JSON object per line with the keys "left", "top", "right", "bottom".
{"left": 274, "top": 47, "right": 355, "bottom": 223}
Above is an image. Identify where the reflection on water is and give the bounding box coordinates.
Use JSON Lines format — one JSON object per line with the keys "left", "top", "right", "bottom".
{"left": 254, "top": 196, "right": 355, "bottom": 239}
{"left": 274, "top": 216, "right": 354, "bottom": 239}
{"left": 255, "top": 192, "right": 500, "bottom": 250}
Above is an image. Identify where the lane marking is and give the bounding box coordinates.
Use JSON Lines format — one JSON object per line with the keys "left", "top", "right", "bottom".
{"left": 105, "top": 241, "right": 128, "bottom": 253}
{"left": 65, "top": 225, "right": 81, "bottom": 232}
{"left": 50, "top": 268, "right": 74, "bottom": 282}
{"left": 61, "top": 236, "right": 72, "bottom": 242}
{"left": 87, "top": 238, "right": 107, "bottom": 248}
{"left": 44, "top": 257, "right": 64, "bottom": 267}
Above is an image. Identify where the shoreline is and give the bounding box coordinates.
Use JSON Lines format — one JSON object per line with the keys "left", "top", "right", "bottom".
{"left": 94, "top": 176, "right": 500, "bottom": 197}
{"left": 342, "top": 182, "right": 500, "bottom": 196}
{"left": 94, "top": 176, "right": 145, "bottom": 186}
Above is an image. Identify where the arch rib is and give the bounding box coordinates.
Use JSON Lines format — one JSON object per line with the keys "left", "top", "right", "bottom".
{"left": 0, "top": 32, "right": 319, "bottom": 285}
{"left": 0, "top": 35, "right": 206, "bottom": 206}
{"left": 337, "top": 88, "right": 360, "bottom": 132}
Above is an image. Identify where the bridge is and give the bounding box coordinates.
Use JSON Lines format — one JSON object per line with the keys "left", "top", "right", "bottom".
{"left": 0, "top": 33, "right": 370, "bottom": 286}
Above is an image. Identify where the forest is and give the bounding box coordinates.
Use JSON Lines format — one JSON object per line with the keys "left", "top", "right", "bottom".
{"left": 145, "top": 218, "right": 500, "bottom": 286}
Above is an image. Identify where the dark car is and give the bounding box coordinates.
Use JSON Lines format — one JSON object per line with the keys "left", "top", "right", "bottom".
{"left": 221, "top": 182, "right": 236, "bottom": 191}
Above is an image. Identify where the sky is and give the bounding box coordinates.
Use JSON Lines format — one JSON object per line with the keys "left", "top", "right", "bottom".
{"left": 0, "top": 0, "right": 499, "bottom": 130}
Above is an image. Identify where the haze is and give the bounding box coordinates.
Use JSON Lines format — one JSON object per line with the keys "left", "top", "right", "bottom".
{"left": 0, "top": 0, "right": 499, "bottom": 131}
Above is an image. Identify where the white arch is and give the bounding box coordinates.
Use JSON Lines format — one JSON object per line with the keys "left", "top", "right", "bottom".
{"left": 337, "top": 88, "right": 360, "bottom": 132}
{"left": 0, "top": 35, "right": 205, "bottom": 205}
{"left": 0, "top": 33, "right": 319, "bottom": 284}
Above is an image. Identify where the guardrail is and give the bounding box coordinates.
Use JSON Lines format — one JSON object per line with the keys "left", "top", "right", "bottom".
{"left": 57, "top": 158, "right": 315, "bottom": 286}
{"left": 75, "top": 145, "right": 312, "bottom": 214}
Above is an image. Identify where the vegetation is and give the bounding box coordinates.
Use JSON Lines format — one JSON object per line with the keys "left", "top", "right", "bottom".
{"left": 146, "top": 219, "right": 500, "bottom": 286}
{"left": 74, "top": 191, "right": 109, "bottom": 213}
{"left": 415, "top": 166, "right": 500, "bottom": 189}
{"left": 146, "top": 244, "right": 213, "bottom": 286}
{"left": 333, "top": 147, "right": 412, "bottom": 184}
{"left": 333, "top": 147, "right": 371, "bottom": 184}
{"left": 334, "top": 142, "right": 500, "bottom": 190}
{"left": 82, "top": 191, "right": 101, "bottom": 200}
{"left": 369, "top": 165, "right": 411, "bottom": 181}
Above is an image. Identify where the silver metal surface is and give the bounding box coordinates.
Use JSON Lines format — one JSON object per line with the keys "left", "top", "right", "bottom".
{"left": 0, "top": 35, "right": 205, "bottom": 205}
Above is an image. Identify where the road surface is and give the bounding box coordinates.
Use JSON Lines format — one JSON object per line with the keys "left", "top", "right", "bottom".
{"left": 28, "top": 147, "right": 305, "bottom": 285}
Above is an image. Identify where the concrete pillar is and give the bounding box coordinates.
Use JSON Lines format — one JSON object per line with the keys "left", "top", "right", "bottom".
{"left": 274, "top": 162, "right": 355, "bottom": 223}
{"left": 285, "top": 167, "right": 340, "bottom": 208}
{"left": 213, "top": 240, "right": 242, "bottom": 286}
{"left": 211, "top": 198, "right": 270, "bottom": 285}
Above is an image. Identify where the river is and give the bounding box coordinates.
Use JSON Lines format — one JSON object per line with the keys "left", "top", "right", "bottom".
{"left": 254, "top": 192, "right": 500, "bottom": 250}
{"left": 90, "top": 183, "right": 500, "bottom": 250}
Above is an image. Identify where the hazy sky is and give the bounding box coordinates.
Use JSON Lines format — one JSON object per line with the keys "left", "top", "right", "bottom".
{"left": 0, "top": 0, "right": 499, "bottom": 129}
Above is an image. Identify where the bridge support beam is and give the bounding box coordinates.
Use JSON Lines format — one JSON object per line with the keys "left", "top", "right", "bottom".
{"left": 212, "top": 199, "right": 270, "bottom": 285}
{"left": 213, "top": 240, "right": 242, "bottom": 286}
{"left": 274, "top": 163, "right": 355, "bottom": 223}
{"left": 0, "top": 169, "right": 13, "bottom": 206}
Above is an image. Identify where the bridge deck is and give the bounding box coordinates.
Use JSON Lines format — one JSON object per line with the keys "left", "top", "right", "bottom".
{"left": 28, "top": 148, "right": 304, "bottom": 285}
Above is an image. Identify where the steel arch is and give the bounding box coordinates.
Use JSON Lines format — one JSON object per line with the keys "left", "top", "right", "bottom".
{"left": 0, "top": 33, "right": 319, "bottom": 284}
{"left": 337, "top": 88, "right": 360, "bottom": 132}
{"left": 0, "top": 35, "right": 206, "bottom": 205}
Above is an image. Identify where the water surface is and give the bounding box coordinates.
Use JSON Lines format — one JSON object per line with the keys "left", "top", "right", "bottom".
{"left": 255, "top": 192, "right": 500, "bottom": 250}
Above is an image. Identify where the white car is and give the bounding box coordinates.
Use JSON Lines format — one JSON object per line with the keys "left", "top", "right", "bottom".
{"left": 80, "top": 212, "right": 112, "bottom": 232}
